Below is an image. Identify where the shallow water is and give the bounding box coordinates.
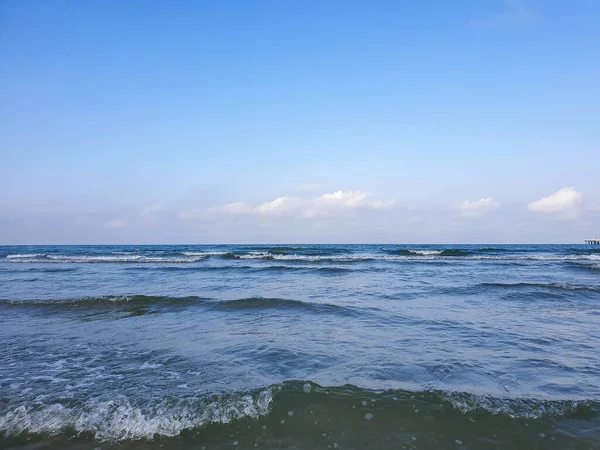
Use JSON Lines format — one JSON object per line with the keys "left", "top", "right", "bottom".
{"left": 1, "top": 244, "right": 599, "bottom": 449}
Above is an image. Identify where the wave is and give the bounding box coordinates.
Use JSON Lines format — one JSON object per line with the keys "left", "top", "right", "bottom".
{"left": 385, "top": 248, "right": 514, "bottom": 257}
{"left": 122, "top": 265, "right": 356, "bottom": 277}
{"left": 0, "top": 295, "right": 202, "bottom": 308}
{"left": 240, "top": 265, "right": 354, "bottom": 274}
{"left": 386, "top": 249, "right": 443, "bottom": 256}
{"left": 524, "top": 255, "right": 600, "bottom": 261}
{"left": 250, "top": 265, "right": 354, "bottom": 274}
{"left": 387, "top": 249, "right": 473, "bottom": 256}
{"left": 0, "top": 388, "right": 273, "bottom": 442}
{"left": 0, "top": 266, "right": 77, "bottom": 273}
{"left": 441, "top": 390, "right": 596, "bottom": 419}
{"left": 438, "top": 249, "right": 473, "bottom": 256}
{"left": 0, "top": 295, "right": 367, "bottom": 318}
{"left": 209, "top": 297, "right": 364, "bottom": 316}
{"left": 4, "top": 255, "right": 209, "bottom": 263}
{"left": 4, "top": 251, "right": 600, "bottom": 264}
{"left": 572, "top": 247, "right": 600, "bottom": 254}
{"left": 566, "top": 261, "right": 600, "bottom": 273}
{"left": 219, "top": 252, "right": 402, "bottom": 262}
{"left": 480, "top": 282, "right": 600, "bottom": 293}
{"left": 6, "top": 253, "right": 45, "bottom": 259}
{"left": 249, "top": 246, "right": 352, "bottom": 256}
{"left": 225, "top": 253, "right": 600, "bottom": 262}
{"left": 0, "top": 382, "right": 596, "bottom": 443}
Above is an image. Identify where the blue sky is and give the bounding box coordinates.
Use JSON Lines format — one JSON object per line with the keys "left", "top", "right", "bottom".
{"left": 1, "top": 0, "right": 599, "bottom": 243}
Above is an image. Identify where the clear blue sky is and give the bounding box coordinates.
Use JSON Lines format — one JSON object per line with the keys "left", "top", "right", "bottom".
{"left": 1, "top": 0, "right": 599, "bottom": 243}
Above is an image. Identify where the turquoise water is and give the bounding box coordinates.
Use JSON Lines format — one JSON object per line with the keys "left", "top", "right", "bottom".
{"left": 1, "top": 244, "right": 599, "bottom": 449}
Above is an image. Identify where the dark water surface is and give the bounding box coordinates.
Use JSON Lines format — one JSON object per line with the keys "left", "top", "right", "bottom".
{"left": 1, "top": 244, "right": 599, "bottom": 449}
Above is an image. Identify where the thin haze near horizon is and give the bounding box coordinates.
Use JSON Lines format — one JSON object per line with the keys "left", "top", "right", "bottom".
{"left": 1, "top": 0, "right": 599, "bottom": 244}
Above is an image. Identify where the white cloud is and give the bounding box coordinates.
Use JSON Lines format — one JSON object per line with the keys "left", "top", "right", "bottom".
{"left": 215, "top": 202, "right": 253, "bottom": 215}
{"left": 528, "top": 187, "right": 583, "bottom": 219}
{"left": 104, "top": 218, "right": 127, "bottom": 228}
{"left": 141, "top": 204, "right": 162, "bottom": 218}
{"left": 459, "top": 198, "right": 499, "bottom": 217}
{"left": 256, "top": 195, "right": 299, "bottom": 215}
{"left": 198, "top": 190, "right": 395, "bottom": 220}
{"left": 316, "top": 190, "right": 370, "bottom": 208}
{"left": 472, "top": 0, "right": 536, "bottom": 27}
{"left": 180, "top": 202, "right": 253, "bottom": 220}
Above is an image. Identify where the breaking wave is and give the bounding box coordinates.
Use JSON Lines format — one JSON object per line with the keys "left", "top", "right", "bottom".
{"left": 5, "top": 254, "right": 45, "bottom": 259}
{"left": 480, "top": 282, "right": 600, "bottom": 293}
{"left": 0, "top": 389, "right": 273, "bottom": 441}
{"left": 386, "top": 249, "right": 473, "bottom": 257}
{"left": 4, "top": 254, "right": 209, "bottom": 263}
{"left": 0, "top": 382, "right": 596, "bottom": 443}
{"left": 5, "top": 251, "right": 600, "bottom": 264}
{"left": 0, "top": 295, "right": 202, "bottom": 308}
{"left": 0, "top": 296, "right": 370, "bottom": 318}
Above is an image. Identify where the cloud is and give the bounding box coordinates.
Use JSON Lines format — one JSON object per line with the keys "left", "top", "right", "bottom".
{"left": 104, "top": 218, "right": 127, "bottom": 228}
{"left": 471, "top": 0, "right": 537, "bottom": 27}
{"left": 528, "top": 187, "right": 583, "bottom": 219}
{"left": 180, "top": 202, "right": 253, "bottom": 220}
{"left": 256, "top": 195, "right": 299, "bottom": 215}
{"left": 141, "top": 204, "right": 162, "bottom": 218}
{"left": 459, "top": 198, "right": 499, "bottom": 217}
{"left": 210, "top": 202, "right": 254, "bottom": 215}
{"left": 194, "top": 190, "right": 396, "bottom": 220}
{"left": 316, "top": 190, "right": 370, "bottom": 208}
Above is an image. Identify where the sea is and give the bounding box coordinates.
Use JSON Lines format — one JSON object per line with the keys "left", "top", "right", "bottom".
{"left": 0, "top": 244, "right": 599, "bottom": 449}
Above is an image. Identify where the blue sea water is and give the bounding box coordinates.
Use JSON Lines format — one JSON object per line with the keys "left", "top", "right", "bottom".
{"left": 0, "top": 244, "right": 599, "bottom": 449}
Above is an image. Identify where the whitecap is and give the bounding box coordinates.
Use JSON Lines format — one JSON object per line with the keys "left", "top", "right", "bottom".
{"left": 139, "top": 362, "right": 163, "bottom": 370}
{"left": 0, "top": 389, "right": 273, "bottom": 441}
{"left": 445, "top": 392, "right": 588, "bottom": 419}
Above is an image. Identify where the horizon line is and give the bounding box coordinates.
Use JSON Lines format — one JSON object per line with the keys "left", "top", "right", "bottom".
{"left": 0, "top": 242, "right": 590, "bottom": 246}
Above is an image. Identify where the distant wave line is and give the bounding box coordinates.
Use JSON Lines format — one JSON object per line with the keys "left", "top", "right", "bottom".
{"left": 4, "top": 252, "right": 600, "bottom": 263}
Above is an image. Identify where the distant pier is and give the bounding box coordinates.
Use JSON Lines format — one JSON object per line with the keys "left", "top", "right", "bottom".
{"left": 585, "top": 239, "right": 600, "bottom": 245}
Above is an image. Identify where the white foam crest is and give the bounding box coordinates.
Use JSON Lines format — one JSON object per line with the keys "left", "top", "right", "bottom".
{"left": 0, "top": 389, "right": 273, "bottom": 441}
{"left": 233, "top": 253, "right": 600, "bottom": 262}
{"left": 445, "top": 393, "right": 587, "bottom": 419}
{"left": 545, "top": 282, "right": 600, "bottom": 291}
{"left": 47, "top": 255, "right": 146, "bottom": 262}
{"left": 524, "top": 255, "right": 600, "bottom": 261}
{"left": 182, "top": 251, "right": 228, "bottom": 257}
{"left": 7, "top": 255, "right": 207, "bottom": 263}
{"left": 272, "top": 254, "right": 374, "bottom": 262}
{"left": 5, "top": 253, "right": 599, "bottom": 264}
{"left": 238, "top": 252, "right": 273, "bottom": 259}
{"left": 139, "top": 361, "right": 163, "bottom": 369}
{"left": 264, "top": 253, "right": 600, "bottom": 262}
